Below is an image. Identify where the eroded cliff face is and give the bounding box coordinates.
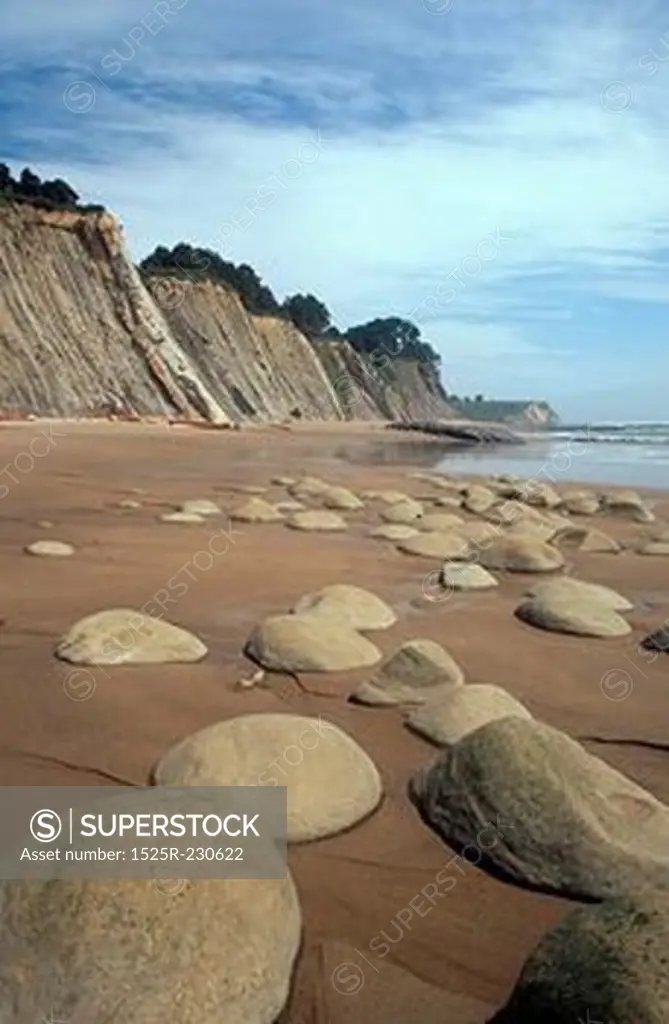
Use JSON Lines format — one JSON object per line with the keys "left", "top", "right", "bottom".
{"left": 152, "top": 278, "right": 345, "bottom": 422}
{"left": 0, "top": 202, "right": 454, "bottom": 423}
{"left": 313, "top": 340, "right": 454, "bottom": 421}
{"left": 0, "top": 204, "right": 228, "bottom": 422}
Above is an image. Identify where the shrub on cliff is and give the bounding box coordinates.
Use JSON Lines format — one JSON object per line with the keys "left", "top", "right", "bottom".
{"left": 139, "top": 243, "right": 282, "bottom": 317}
{"left": 0, "top": 163, "right": 91, "bottom": 211}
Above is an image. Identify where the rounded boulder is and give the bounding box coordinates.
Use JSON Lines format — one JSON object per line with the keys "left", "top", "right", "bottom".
{"left": 154, "top": 713, "right": 383, "bottom": 842}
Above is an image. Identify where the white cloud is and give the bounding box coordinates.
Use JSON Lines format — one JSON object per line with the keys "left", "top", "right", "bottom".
{"left": 3, "top": 0, "right": 669, "bottom": 419}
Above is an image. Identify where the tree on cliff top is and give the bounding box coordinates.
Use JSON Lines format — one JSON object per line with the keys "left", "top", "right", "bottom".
{"left": 139, "top": 243, "right": 282, "bottom": 317}
{"left": 345, "top": 316, "right": 440, "bottom": 364}
{"left": 0, "top": 163, "right": 86, "bottom": 210}
{"left": 282, "top": 293, "right": 332, "bottom": 338}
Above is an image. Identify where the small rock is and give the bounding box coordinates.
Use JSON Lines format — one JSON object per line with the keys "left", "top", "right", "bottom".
{"left": 118, "top": 499, "right": 142, "bottom": 509}
{"left": 179, "top": 499, "right": 221, "bottom": 517}
{"left": 525, "top": 577, "right": 633, "bottom": 612}
{"left": 25, "top": 540, "right": 74, "bottom": 558}
{"left": 416, "top": 513, "right": 465, "bottom": 532}
{"left": 293, "top": 584, "right": 396, "bottom": 631}
{"left": 433, "top": 495, "right": 462, "bottom": 510}
{"left": 462, "top": 485, "right": 497, "bottom": 514}
{"left": 397, "top": 532, "right": 471, "bottom": 560}
{"left": 560, "top": 490, "right": 600, "bottom": 516}
{"left": 480, "top": 537, "right": 565, "bottom": 573}
{"left": 379, "top": 499, "right": 424, "bottom": 524}
{"left": 285, "top": 510, "right": 347, "bottom": 532}
{"left": 351, "top": 639, "right": 464, "bottom": 707}
{"left": 320, "top": 486, "right": 364, "bottom": 511}
{"left": 56, "top": 608, "right": 208, "bottom": 664}
{"left": 288, "top": 476, "right": 330, "bottom": 498}
{"left": 440, "top": 562, "right": 499, "bottom": 591}
{"left": 641, "top": 627, "right": 669, "bottom": 653}
{"left": 274, "top": 500, "right": 305, "bottom": 512}
{"left": 516, "top": 594, "right": 631, "bottom": 638}
{"left": 244, "top": 613, "right": 381, "bottom": 672}
{"left": 37, "top": 520, "right": 54, "bottom": 528}
{"left": 160, "top": 511, "right": 205, "bottom": 524}
{"left": 406, "top": 684, "right": 531, "bottom": 746}
{"left": 272, "top": 476, "right": 295, "bottom": 486}
{"left": 638, "top": 541, "right": 669, "bottom": 556}
{"left": 369, "top": 523, "right": 420, "bottom": 541}
{"left": 153, "top": 713, "right": 383, "bottom": 842}
{"left": 229, "top": 498, "right": 283, "bottom": 523}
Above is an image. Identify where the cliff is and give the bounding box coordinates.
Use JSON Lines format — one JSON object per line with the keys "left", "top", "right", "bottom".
{"left": 447, "top": 398, "right": 559, "bottom": 428}
{"left": 0, "top": 203, "right": 228, "bottom": 422}
{"left": 149, "top": 277, "right": 344, "bottom": 422}
{"left": 0, "top": 201, "right": 454, "bottom": 423}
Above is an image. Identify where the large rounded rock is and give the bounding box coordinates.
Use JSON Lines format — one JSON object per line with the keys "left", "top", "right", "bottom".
{"left": 55, "top": 609, "right": 208, "bottom": 665}
{"left": 440, "top": 562, "right": 499, "bottom": 591}
{"left": 525, "top": 576, "right": 633, "bottom": 612}
{"left": 179, "top": 498, "right": 221, "bottom": 517}
{"left": 285, "top": 510, "right": 347, "bottom": 532}
{"left": 369, "top": 523, "right": 420, "bottom": 541}
{"left": 320, "top": 486, "right": 364, "bottom": 511}
{"left": 154, "top": 713, "right": 383, "bottom": 841}
{"left": 244, "top": 613, "right": 381, "bottom": 672}
{"left": 406, "top": 684, "right": 531, "bottom": 746}
{"left": 506, "top": 520, "right": 559, "bottom": 544}
{"left": 416, "top": 513, "right": 465, "bottom": 532}
{"left": 25, "top": 540, "right": 74, "bottom": 557}
{"left": 230, "top": 498, "right": 283, "bottom": 523}
{"left": 0, "top": 874, "right": 301, "bottom": 1024}
{"left": 397, "top": 531, "right": 471, "bottom": 560}
{"left": 380, "top": 499, "right": 424, "bottom": 524}
{"left": 350, "top": 639, "right": 464, "bottom": 707}
{"left": 292, "top": 584, "right": 396, "bottom": 631}
{"left": 410, "top": 716, "right": 669, "bottom": 901}
{"left": 516, "top": 595, "right": 631, "bottom": 637}
{"left": 490, "top": 893, "right": 669, "bottom": 1024}
{"left": 479, "top": 536, "right": 565, "bottom": 573}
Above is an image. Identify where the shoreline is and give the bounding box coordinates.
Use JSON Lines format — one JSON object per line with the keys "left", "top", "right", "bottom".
{"left": 0, "top": 419, "right": 667, "bottom": 1022}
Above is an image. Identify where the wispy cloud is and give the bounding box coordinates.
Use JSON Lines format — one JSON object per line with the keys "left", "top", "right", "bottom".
{"left": 1, "top": 0, "right": 668, "bottom": 419}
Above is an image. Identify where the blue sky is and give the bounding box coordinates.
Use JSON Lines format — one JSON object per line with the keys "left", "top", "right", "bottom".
{"left": 2, "top": 0, "right": 669, "bottom": 421}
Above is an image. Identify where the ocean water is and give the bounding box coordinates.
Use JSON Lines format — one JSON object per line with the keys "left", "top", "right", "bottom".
{"left": 436, "top": 423, "right": 669, "bottom": 489}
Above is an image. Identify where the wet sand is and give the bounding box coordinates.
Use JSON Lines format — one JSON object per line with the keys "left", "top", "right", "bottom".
{"left": 1, "top": 420, "right": 668, "bottom": 1023}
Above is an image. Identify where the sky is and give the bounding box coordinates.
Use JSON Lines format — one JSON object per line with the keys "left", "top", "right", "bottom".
{"left": 2, "top": 0, "right": 669, "bottom": 422}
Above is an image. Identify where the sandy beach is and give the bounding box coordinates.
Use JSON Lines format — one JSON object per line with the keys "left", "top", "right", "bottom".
{"left": 2, "top": 419, "right": 668, "bottom": 1023}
